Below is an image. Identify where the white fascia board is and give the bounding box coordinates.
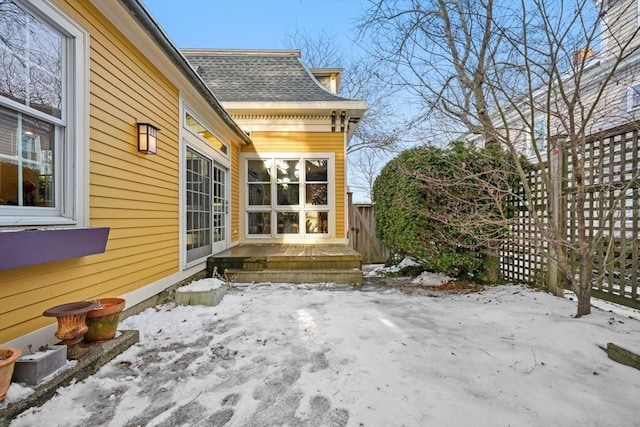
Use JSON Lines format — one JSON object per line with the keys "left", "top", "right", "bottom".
{"left": 222, "top": 100, "right": 367, "bottom": 116}
{"left": 88, "top": 0, "right": 248, "bottom": 146}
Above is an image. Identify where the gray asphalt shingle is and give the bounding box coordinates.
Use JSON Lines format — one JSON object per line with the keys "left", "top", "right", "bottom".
{"left": 183, "top": 51, "right": 351, "bottom": 103}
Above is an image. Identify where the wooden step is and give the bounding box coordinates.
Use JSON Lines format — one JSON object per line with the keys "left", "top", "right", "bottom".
{"left": 209, "top": 256, "right": 361, "bottom": 271}
{"left": 224, "top": 269, "right": 364, "bottom": 285}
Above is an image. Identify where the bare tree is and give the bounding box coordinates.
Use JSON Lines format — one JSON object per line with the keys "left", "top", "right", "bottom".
{"left": 283, "top": 26, "right": 404, "bottom": 154}
{"left": 283, "top": 25, "right": 409, "bottom": 213}
{"left": 348, "top": 147, "right": 392, "bottom": 202}
{"left": 361, "top": 0, "right": 640, "bottom": 316}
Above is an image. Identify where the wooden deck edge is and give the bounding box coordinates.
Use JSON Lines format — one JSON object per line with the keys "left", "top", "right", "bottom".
{"left": 224, "top": 269, "right": 364, "bottom": 285}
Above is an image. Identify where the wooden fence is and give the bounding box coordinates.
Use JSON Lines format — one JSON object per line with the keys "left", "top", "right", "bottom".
{"left": 501, "top": 123, "right": 639, "bottom": 309}
{"left": 347, "top": 194, "right": 389, "bottom": 264}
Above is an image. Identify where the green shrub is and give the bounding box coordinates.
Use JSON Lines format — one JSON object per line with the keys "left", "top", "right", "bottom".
{"left": 373, "top": 141, "right": 521, "bottom": 283}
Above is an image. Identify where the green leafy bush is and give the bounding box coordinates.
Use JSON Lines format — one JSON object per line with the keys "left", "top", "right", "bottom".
{"left": 373, "top": 141, "right": 521, "bottom": 283}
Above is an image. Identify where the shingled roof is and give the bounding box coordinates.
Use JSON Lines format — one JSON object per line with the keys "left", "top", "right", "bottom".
{"left": 181, "top": 49, "right": 355, "bottom": 104}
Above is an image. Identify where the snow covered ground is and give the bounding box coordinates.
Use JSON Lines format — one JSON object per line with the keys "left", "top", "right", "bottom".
{"left": 6, "top": 275, "right": 640, "bottom": 427}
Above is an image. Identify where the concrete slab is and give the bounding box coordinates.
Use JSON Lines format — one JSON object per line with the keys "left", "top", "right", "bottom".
{"left": 175, "top": 284, "right": 229, "bottom": 307}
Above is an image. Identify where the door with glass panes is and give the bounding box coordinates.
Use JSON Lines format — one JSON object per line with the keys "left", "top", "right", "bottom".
{"left": 186, "top": 147, "right": 228, "bottom": 263}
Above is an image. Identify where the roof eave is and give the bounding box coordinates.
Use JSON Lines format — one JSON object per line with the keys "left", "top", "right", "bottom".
{"left": 221, "top": 100, "right": 367, "bottom": 115}
{"left": 116, "top": 0, "right": 252, "bottom": 145}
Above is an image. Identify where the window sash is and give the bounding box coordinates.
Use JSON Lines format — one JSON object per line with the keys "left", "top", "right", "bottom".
{"left": 0, "top": 0, "right": 80, "bottom": 224}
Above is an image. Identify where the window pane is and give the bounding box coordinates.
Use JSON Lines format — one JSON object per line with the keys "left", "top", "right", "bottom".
{"left": 248, "top": 159, "right": 271, "bottom": 182}
{"left": 276, "top": 160, "right": 299, "bottom": 182}
{"left": 248, "top": 212, "right": 270, "bottom": 235}
{"left": 248, "top": 183, "right": 270, "bottom": 205}
{"left": 306, "top": 212, "right": 328, "bottom": 234}
{"left": 277, "top": 183, "right": 299, "bottom": 205}
{"left": 186, "top": 149, "right": 212, "bottom": 262}
{"left": 306, "top": 184, "right": 327, "bottom": 206}
{"left": 0, "top": 2, "right": 63, "bottom": 118}
{"left": 277, "top": 212, "right": 299, "bottom": 234}
{"left": 185, "top": 112, "right": 228, "bottom": 155}
{"left": 306, "top": 159, "right": 327, "bottom": 181}
{"left": 0, "top": 106, "right": 55, "bottom": 207}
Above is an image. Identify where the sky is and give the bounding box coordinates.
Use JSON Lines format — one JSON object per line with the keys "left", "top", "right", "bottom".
{"left": 5, "top": 269, "right": 640, "bottom": 426}
{"left": 143, "top": 0, "right": 370, "bottom": 54}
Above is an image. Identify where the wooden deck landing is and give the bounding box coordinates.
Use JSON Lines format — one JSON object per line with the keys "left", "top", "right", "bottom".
{"left": 207, "top": 244, "right": 363, "bottom": 284}
{"left": 213, "top": 244, "right": 362, "bottom": 258}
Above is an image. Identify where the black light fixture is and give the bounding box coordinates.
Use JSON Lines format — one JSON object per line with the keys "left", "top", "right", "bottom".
{"left": 137, "top": 123, "right": 158, "bottom": 154}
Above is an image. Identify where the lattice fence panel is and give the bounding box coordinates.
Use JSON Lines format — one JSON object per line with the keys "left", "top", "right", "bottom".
{"left": 501, "top": 123, "right": 639, "bottom": 309}
{"left": 501, "top": 165, "right": 549, "bottom": 286}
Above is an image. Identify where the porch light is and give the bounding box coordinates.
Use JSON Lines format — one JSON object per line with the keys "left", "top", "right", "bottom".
{"left": 137, "top": 123, "right": 158, "bottom": 154}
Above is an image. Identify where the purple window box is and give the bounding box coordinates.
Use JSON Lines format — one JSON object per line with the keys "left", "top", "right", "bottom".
{"left": 0, "top": 227, "right": 110, "bottom": 271}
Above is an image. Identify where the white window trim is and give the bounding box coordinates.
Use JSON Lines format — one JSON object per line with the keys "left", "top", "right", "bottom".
{"left": 180, "top": 103, "right": 232, "bottom": 270}
{"left": 241, "top": 152, "right": 336, "bottom": 240}
{"left": 184, "top": 108, "right": 230, "bottom": 158}
{"left": 626, "top": 83, "right": 640, "bottom": 111}
{"left": 0, "top": 0, "right": 89, "bottom": 227}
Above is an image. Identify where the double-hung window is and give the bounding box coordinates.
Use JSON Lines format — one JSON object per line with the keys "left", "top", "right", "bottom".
{"left": 0, "top": 0, "right": 87, "bottom": 226}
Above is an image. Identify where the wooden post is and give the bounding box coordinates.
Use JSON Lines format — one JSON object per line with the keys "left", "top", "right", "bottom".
{"left": 347, "top": 192, "right": 354, "bottom": 250}
{"left": 547, "top": 137, "right": 566, "bottom": 297}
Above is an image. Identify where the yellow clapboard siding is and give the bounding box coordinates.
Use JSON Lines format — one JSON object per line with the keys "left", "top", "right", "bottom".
{"left": 0, "top": 262, "right": 178, "bottom": 343}
{"left": 90, "top": 207, "right": 178, "bottom": 220}
{"left": 90, "top": 74, "right": 178, "bottom": 135}
{"left": 241, "top": 132, "right": 347, "bottom": 238}
{"left": 106, "top": 233, "right": 176, "bottom": 251}
{"left": 90, "top": 217, "right": 178, "bottom": 229}
{"left": 105, "top": 226, "right": 176, "bottom": 238}
{"left": 91, "top": 196, "right": 178, "bottom": 212}
{"left": 91, "top": 160, "right": 177, "bottom": 190}
{"left": 87, "top": 22, "right": 177, "bottom": 104}
{"left": 91, "top": 132, "right": 178, "bottom": 177}
{"left": 0, "top": 0, "right": 184, "bottom": 344}
{"left": 91, "top": 184, "right": 177, "bottom": 205}
{"left": 0, "top": 236, "right": 178, "bottom": 298}
{"left": 231, "top": 144, "right": 240, "bottom": 243}
{"left": 0, "top": 242, "right": 178, "bottom": 302}
{"left": 88, "top": 106, "right": 179, "bottom": 153}
{"left": 64, "top": 0, "right": 177, "bottom": 111}
{"left": 1, "top": 254, "right": 178, "bottom": 332}
{"left": 90, "top": 56, "right": 176, "bottom": 117}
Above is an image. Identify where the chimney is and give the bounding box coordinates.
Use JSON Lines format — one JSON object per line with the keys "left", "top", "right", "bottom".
{"left": 573, "top": 47, "right": 595, "bottom": 65}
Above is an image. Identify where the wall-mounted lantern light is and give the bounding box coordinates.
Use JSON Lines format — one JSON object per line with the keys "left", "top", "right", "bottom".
{"left": 137, "top": 123, "right": 158, "bottom": 154}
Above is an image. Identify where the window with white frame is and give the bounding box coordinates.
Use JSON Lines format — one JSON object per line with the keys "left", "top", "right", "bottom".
{"left": 533, "top": 119, "right": 546, "bottom": 151}
{"left": 0, "top": 0, "right": 87, "bottom": 225}
{"left": 627, "top": 83, "right": 640, "bottom": 111}
{"left": 246, "top": 156, "right": 331, "bottom": 237}
{"left": 185, "top": 111, "right": 228, "bottom": 156}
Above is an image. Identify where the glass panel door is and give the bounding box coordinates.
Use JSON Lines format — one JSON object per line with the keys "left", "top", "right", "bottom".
{"left": 186, "top": 148, "right": 211, "bottom": 263}
{"left": 186, "top": 148, "right": 229, "bottom": 263}
{"left": 211, "top": 162, "right": 227, "bottom": 254}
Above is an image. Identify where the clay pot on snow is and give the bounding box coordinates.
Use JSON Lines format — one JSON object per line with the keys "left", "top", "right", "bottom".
{"left": 84, "top": 298, "right": 126, "bottom": 343}
{"left": 0, "top": 348, "right": 21, "bottom": 402}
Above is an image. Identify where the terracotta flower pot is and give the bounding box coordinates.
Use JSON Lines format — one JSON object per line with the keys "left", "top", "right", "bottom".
{"left": 0, "top": 348, "right": 21, "bottom": 402}
{"left": 84, "top": 298, "right": 126, "bottom": 342}
{"left": 43, "top": 301, "right": 99, "bottom": 360}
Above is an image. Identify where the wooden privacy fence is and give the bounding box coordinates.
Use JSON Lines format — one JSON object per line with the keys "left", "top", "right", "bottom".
{"left": 501, "top": 123, "right": 639, "bottom": 309}
{"left": 347, "top": 194, "right": 389, "bottom": 264}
